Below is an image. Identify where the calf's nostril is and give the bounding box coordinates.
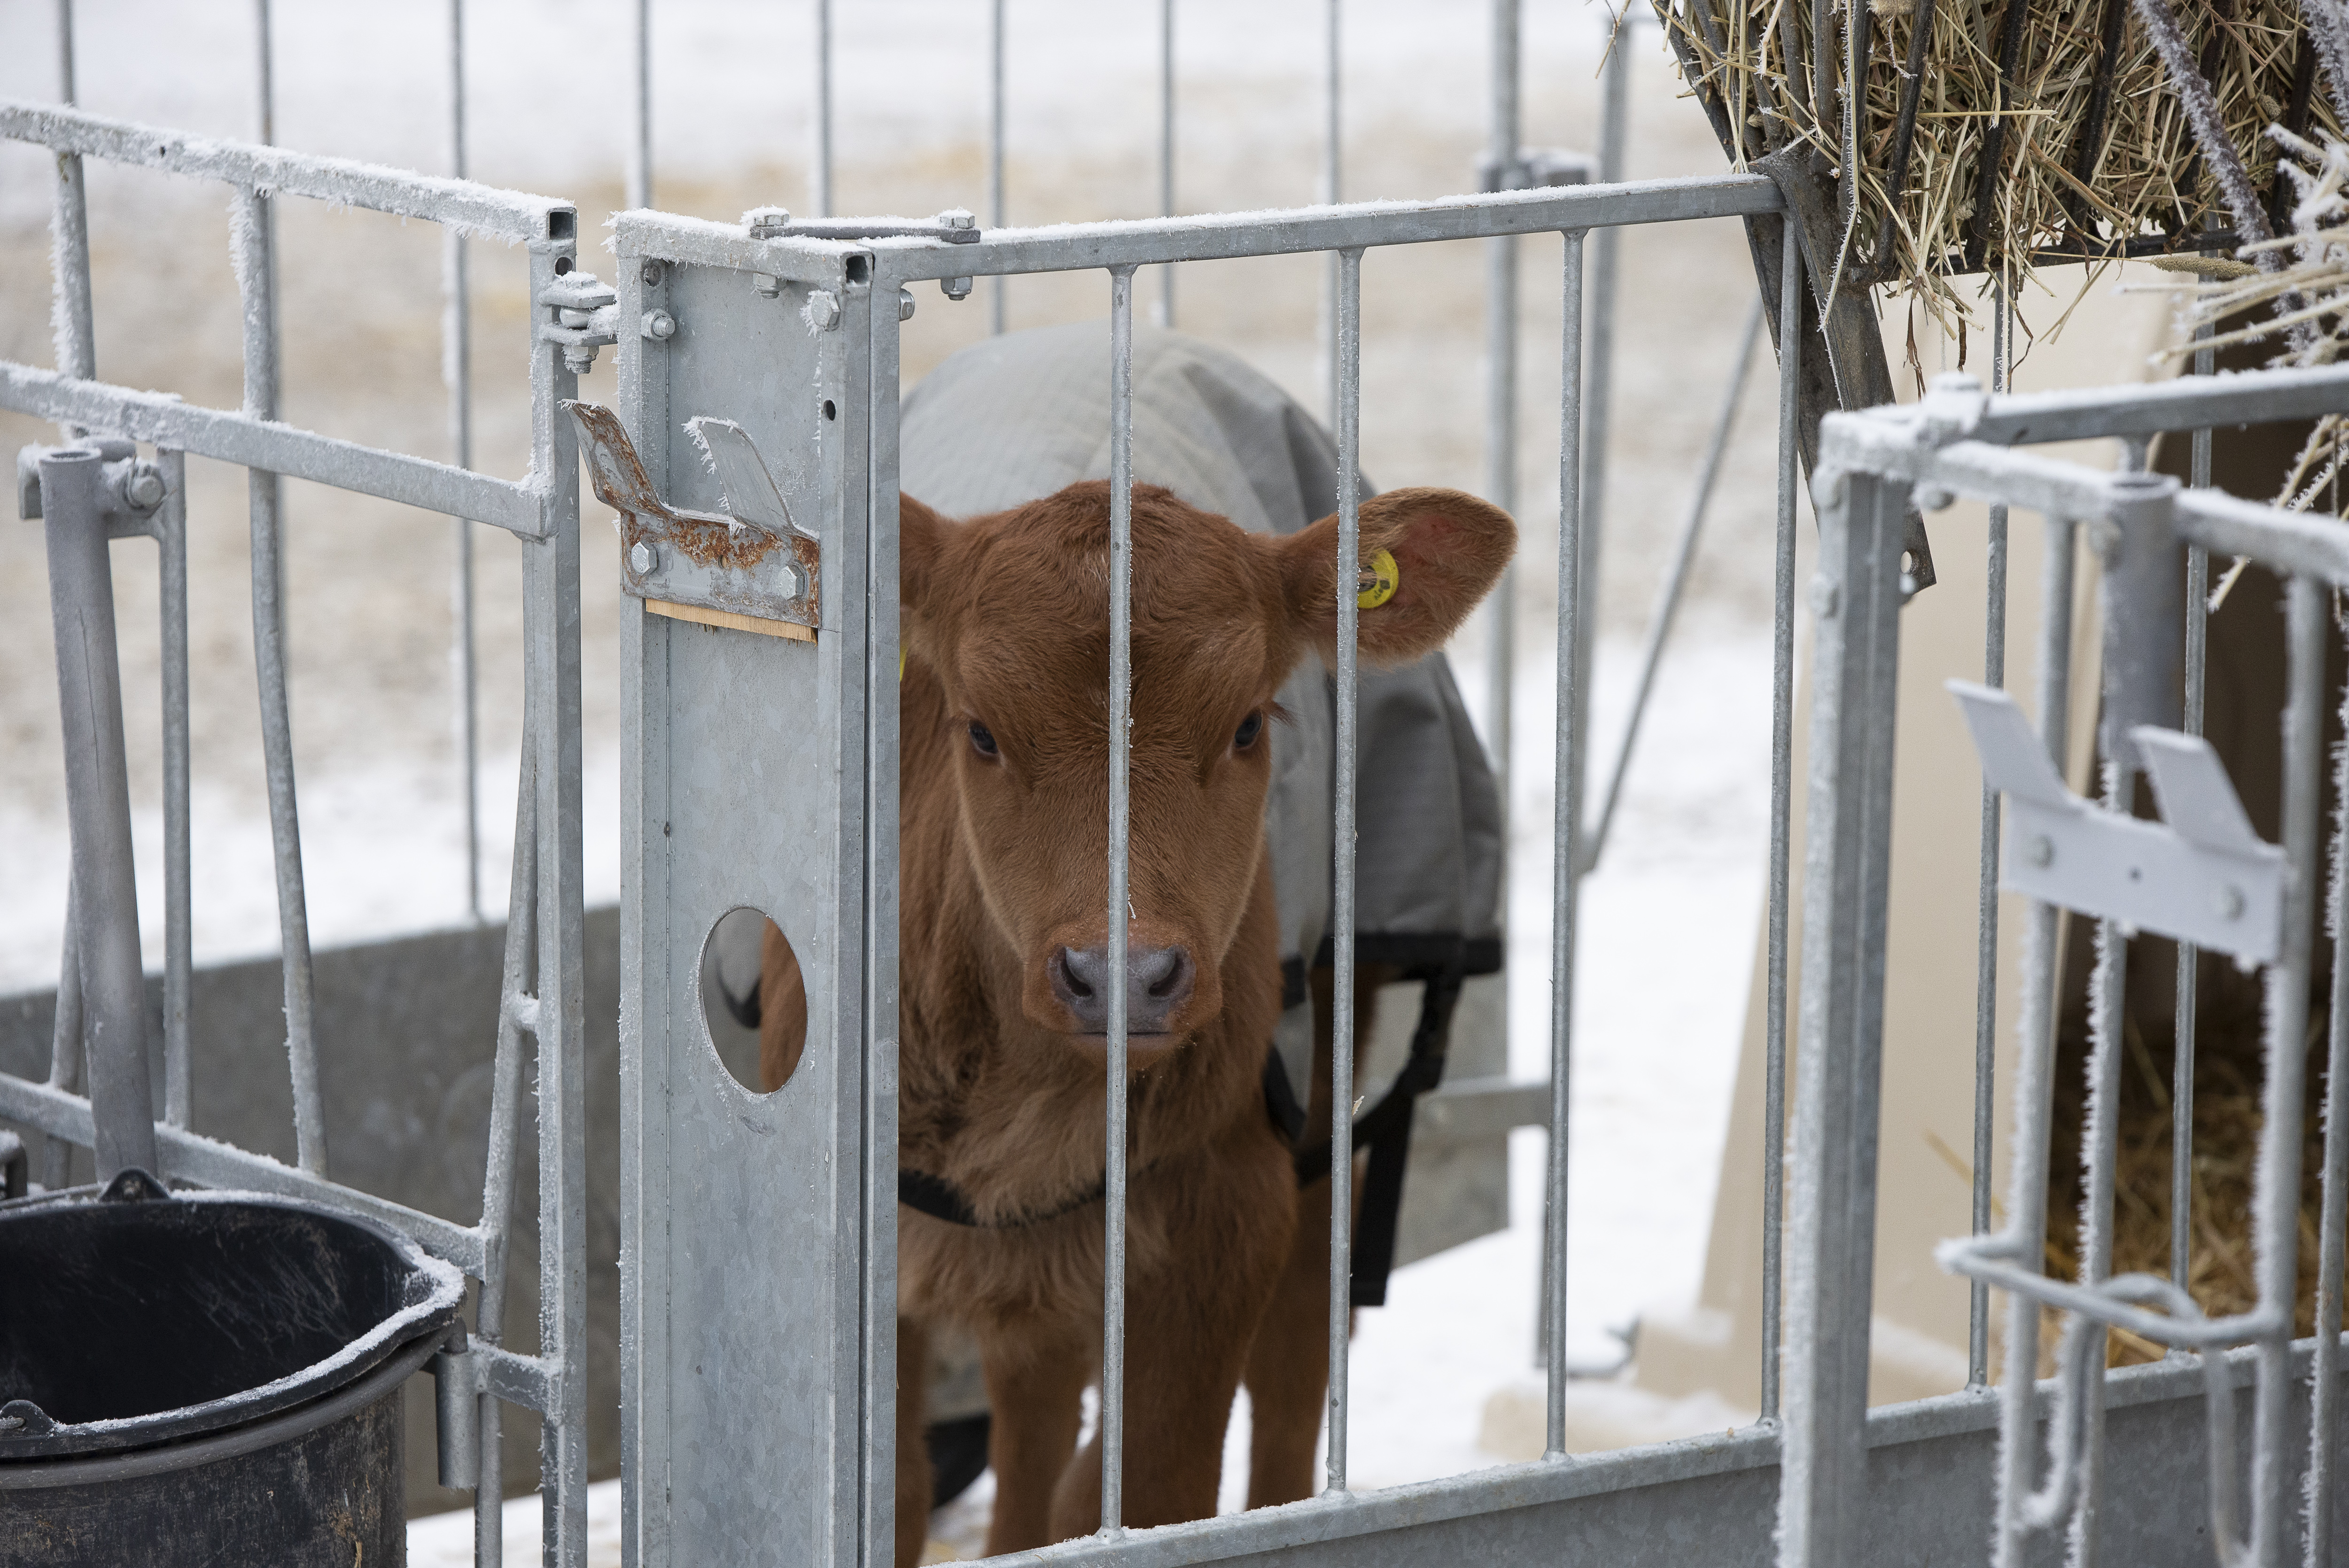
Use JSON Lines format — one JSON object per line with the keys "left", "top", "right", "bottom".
{"left": 1140, "top": 947, "right": 1191, "bottom": 999}
{"left": 1057, "top": 947, "right": 1095, "bottom": 999}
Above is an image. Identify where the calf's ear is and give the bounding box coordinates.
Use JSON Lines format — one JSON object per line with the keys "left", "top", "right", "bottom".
{"left": 898, "top": 493, "right": 950, "bottom": 614}
{"left": 1277, "top": 487, "right": 1517, "bottom": 667}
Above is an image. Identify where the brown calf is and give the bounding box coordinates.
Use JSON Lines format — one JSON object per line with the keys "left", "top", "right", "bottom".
{"left": 764, "top": 478, "right": 1512, "bottom": 1561}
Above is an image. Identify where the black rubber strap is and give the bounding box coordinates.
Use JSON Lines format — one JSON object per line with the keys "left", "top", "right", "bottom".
{"left": 896, "top": 1167, "right": 1107, "bottom": 1230}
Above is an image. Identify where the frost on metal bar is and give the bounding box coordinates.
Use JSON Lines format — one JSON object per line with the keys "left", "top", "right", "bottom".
{"left": 0, "top": 99, "right": 570, "bottom": 241}
{"left": 1325, "top": 245, "right": 1363, "bottom": 1496}
{"left": 1102, "top": 263, "right": 1139, "bottom": 1534}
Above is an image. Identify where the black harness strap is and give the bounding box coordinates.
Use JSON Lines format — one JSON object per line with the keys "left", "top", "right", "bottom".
{"left": 897, "top": 1166, "right": 1109, "bottom": 1230}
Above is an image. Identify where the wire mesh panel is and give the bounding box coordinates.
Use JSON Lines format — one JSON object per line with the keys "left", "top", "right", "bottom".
{"left": 0, "top": 99, "right": 595, "bottom": 1568}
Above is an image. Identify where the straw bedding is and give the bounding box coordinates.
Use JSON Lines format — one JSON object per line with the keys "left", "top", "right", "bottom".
{"left": 1652, "top": 0, "right": 2341, "bottom": 317}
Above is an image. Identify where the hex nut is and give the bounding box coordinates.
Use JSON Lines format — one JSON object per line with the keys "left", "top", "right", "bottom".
{"left": 935, "top": 208, "right": 977, "bottom": 230}
{"left": 804, "top": 289, "right": 844, "bottom": 332}
{"left": 2024, "top": 835, "right": 2053, "bottom": 868}
{"left": 121, "top": 465, "right": 166, "bottom": 510}
{"left": 942, "top": 276, "right": 974, "bottom": 302}
{"left": 898, "top": 286, "right": 917, "bottom": 322}
{"left": 642, "top": 309, "right": 677, "bottom": 341}
{"left": 630, "top": 541, "right": 658, "bottom": 575}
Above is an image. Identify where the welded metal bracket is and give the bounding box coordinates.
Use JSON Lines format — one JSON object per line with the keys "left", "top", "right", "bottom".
{"left": 1948, "top": 681, "right": 2284, "bottom": 962}
{"left": 565, "top": 400, "right": 821, "bottom": 633}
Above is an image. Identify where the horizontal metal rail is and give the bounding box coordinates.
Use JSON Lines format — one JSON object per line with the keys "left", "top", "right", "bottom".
{"left": 0, "top": 100, "right": 572, "bottom": 242}
{"left": 1958, "top": 363, "right": 2349, "bottom": 446}
{"left": 615, "top": 174, "right": 1783, "bottom": 283}
{"left": 0, "top": 363, "right": 548, "bottom": 536}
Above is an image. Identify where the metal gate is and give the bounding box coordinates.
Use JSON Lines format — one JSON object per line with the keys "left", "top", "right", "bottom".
{"left": 0, "top": 99, "right": 599, "bottom": 1566}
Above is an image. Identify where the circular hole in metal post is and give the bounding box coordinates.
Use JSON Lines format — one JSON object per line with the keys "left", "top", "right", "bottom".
{"left": 823, "top": 399, "right": 837, "bottom": 421}
{"left": 698, "top": 906, "right": 807, "bottom": 1094}
{"left": 553, "top": 254, "right": 575, "bottom": 276}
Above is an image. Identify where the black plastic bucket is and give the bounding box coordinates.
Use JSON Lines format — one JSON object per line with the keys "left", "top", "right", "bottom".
{"left": 0, "top": 1172, "right": 464, "bottom": 1565}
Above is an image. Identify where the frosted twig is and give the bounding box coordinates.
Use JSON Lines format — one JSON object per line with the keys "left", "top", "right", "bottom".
{"left": 2129, "top": 0, "right": 2277, "bottom": 260}
{"left": 2307, "top": 0, "right": 2349, "bottom": 132}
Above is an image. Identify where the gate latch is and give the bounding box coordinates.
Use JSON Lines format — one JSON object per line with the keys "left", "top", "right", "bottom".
{"left": 1948, "top": 681, "right": 2284, "bottom": 963}
{"left": 566, "top": 402, "right": 821, "bottom": 635}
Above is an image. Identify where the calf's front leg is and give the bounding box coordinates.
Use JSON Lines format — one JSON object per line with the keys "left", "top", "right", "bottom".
{"left": 981, "top": 1322, "right": 1092, "bottom": 1557}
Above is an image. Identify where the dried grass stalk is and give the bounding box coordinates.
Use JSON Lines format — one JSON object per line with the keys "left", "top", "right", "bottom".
{"left": 1653, "top": 0, "right": 2341, "bottom": 323}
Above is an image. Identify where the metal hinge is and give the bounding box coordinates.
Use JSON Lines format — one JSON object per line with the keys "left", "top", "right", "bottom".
{"left": 538, "top": 270, "right": 623, "bottom": 373}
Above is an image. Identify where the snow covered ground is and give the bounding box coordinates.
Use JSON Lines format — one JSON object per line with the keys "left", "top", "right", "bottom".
{"left": 1, "top": 3, "right": 1791, "bottom": 1560}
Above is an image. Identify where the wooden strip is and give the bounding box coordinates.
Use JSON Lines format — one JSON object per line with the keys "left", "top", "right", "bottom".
{"left": 644, "top": 597, "right": 816, "bottom": 643}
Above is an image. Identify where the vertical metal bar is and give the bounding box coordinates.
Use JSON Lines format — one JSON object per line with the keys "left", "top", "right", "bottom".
{"left": 158, "top": 450, "right": 191, "bottom": 1129}
{"left": 1157, "top": 0, "right": 1176, "bottom": 327}
{"left": 41, "top": 449, "right": 158, "bottom": 1183}
{"left": 448, "top": 0, "right": 481, "bottom": 926}
{"left": 627, "top": 0, "right": 651, "bottom": 210}
{"left": 813, "top": 0, "right": 833, "bottom": 217}
{"left": 1967, "top": 282, "right": 2011, "bottom": 1390}
{"left": 49, "top": 0, "right": 93, "bottom": 403}
{"left": 988, "top": 0, "right": 1007, "bottom": 334}
{"left": 2250, "top": 574, "right": 2325, "bottom": 1568}
{"left": 1543, "top": 229, "right": 1587, "bottom": 1460}
{"left": 1583, "top": 300, "right": 1763, "bottom": 870}
{"left": 232, "top": 182, "right": 325, "bottom": 1178}
{"left": 1760, "top": 217, "right": 1801, "bottom": 1425}
{"left": 1991, "top": 513, "right": 2076, "bottom": 1568}
{"left": 40, "top": 908, "right": 81, "bottom": 1189}
{"left": 2310, "top": 605, "right": 2349, "bottom": 1567}
{"left": 1575, "top": 32, "right": 1629, "bottom": 774}
{"left": 253, "top": 0, "right": 274, "bottom": 146}
{"left": 1483, "top": 0, "right": 1519, "bottom": 803}
{"left": 474, "top": 750, "right": 537, "bottom": 1568}
{"left": 1321, "top": 0, "right": 1341, "bottom": 420}
{"left": 1101, "top": 264, "right": 1138, "bottom": 1536}
{"left": 2173, "top": 328, "right": 2213, "bottom": 1320}
{"left": 524, "top": 225, "right": 588, "bottom": 1568}
{"left": 1326, "top": 246, "right": 1365, "bottom": 1497}
{"left": 1777, "top": 462, "right": 1906, "bottom": 1568}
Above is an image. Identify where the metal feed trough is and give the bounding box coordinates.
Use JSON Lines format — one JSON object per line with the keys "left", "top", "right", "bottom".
{"left": 8, "top": 9, "right": 2349, "bottom": 1568}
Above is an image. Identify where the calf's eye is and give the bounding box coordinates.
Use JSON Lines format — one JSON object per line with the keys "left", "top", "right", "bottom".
{"left": 1233, "top": 712, "right": 1264, "bottom": 750}
{"left": 968, "top": 721, "right": 999, "bottom": 758}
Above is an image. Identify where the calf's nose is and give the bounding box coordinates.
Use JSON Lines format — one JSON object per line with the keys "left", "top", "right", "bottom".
{"left": 1052, "top": 941, "right": 1195, "bottom": 1034}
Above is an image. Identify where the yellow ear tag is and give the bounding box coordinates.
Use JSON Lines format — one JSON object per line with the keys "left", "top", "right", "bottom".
{"left": 1356, "top": 548, "right": 1400, "bottom": 610}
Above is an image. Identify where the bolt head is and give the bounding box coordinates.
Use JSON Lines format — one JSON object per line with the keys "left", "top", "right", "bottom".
{"left": 935, "top": 208, "right": 977, "bottom": 229}
{"left": 744, "top": 207, "right": 792, "bottom": 239}
{"left": 2025, "top": 835, "right": 2054, "bottom": 868}
{"left": 563, "top": 345, "right": 598, "bottom": 374}
{"left": 804, "top": 289, "right": 843, "bottom": 332}
{"left": 942, "top": 275, "right": 974, "bottom": 302}
{"left": 641, "top": 259, "right": 665, "bottom": 287}
{"left": 642, "top": 309, "right": 677, "bottom": 341}
{"left": 123, "top": 466, "right": 165, "bottom": 509}
{"left": 630, "top": 541, "right": 657, "bottom": 575}
{"left": 898, "top": 286, "right": 917, "bottom": 322}
{"left": 754, "top": 274, "right": 783, "bottom": 299}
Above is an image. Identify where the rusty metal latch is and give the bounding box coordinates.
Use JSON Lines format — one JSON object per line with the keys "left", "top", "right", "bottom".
{"left": 566, "top": 402, "right": 821, "bottom": 635}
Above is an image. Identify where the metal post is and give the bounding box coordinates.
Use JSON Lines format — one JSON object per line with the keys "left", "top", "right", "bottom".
{"left": 158, "top": 450, "right": 191, "bottom": 1128}
{"left": 1101, "top": 263, "right": 1138, "bottom": 1535}
{"left": 1967, "top": 281, "right": 2011, "bottom": 1389}
{"left": 1761, "top": 218, "right": 1801, "bottom": 1424}
{"left": 1482, "top": 0, "right": 1518, "bottom": 798}
{"left": 1321, "top": 0, "right": 1341, "bottom": 421}
{"left": 524, "top": 226, "right": 589, "bottom": 1568}
{"left": 1156, "top": 0, "right": 1176, "bottom": 327}
{"left": 1777, "top": 462, "right": 1907, "bottom": 1568}
{"left": 2173, "top": 328, "right": 2213, "bottom": 1325}
{"left": 1576, "top": 27, "right": 1629, "bottom": 775}
{"left": 2310, "top": 615, "right": 2349, "bottom": 1565}
{"left": 813, "top": 0, "right": 833, "bottom": 217}
{"left": 448, "top": 0, "right": 482, "bottom": 924}
{"left": 989, "top": 0, "right": 1007, "bottom": 334}
{"left": 49, "top": 0, "right": 93, "bottom": 401}
{"left": 39, "top": 448, "right": 158, "bottom": 1183}
{"left": 232, "top": 180, "right": 326, "bottom": 1178}
{"left": 627, "top": 0, "right": 651, "bottom": 210}
{"left": 1543, "top": 229, "right": 1587, "bottom": 1459}
{"left": 1327, "top": 246, "right": 1365, "bottom": 1496}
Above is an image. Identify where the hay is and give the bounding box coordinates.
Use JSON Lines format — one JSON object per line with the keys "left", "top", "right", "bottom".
{"left": 1651, "top": 0, "right": 2341, "bottom": 320}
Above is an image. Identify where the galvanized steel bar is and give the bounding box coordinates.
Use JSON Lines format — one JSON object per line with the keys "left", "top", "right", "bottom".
{"left": 253, "top": 0, "right": 274, "bottom": 145}
{"left": 523, "top": 228, "right": 590, "bottom": 1568}
{"left": 2310, "top": 621, "right": 2349, "bottom": 1567}
{"left": 0, "top": 101, "right": 570, "bottom": 241}
{"left": 0, "top": 362, "right": 550, "bottom": 535}
{"left": 1761, "top": 217, "right": 1800, "bottom": 1424}
{"left": 39, "top": 905, "right": 80, "bottom": 1190}
{"left": 39, "top": 447, "right": 158, "bottom": 1183}
{"left": 1968, "top": 285, "right": 2011, "bottom": 1390}
{"left": 1544, "top": 229, "right": 1587, "bottom": 1459}
{"left": 1320, "top": 0, "right": 1341, "bottom": 420}
{"left": 2252, "top": 574, "right": 2326, "bottom": 1565}
{"left": 1958, "top": 361, "right": 2349, "bottom": 447}
{"left": 447, "top": 0, "right": 482, "bottom": 925}
{"left": 1482, "top": 0, "right": 1518, "bottom": 815}
{"left": 2174, "top": 330, "right": 2213, "bottom": 1327}
{"left": 47, "top": 2, "right": 93, "bottom": 416}
{"left": 1778, "top": 461, "right": 1907, "bottom": 1568}
{"left": 1576, "top": 29, "right": 1629, "bottom": 782}
{"left": 158, "top": 450, "right": 192, "bottom": 1128}
{"left": 1157, "top": 0, "right": 1176, "bottom": 326}
{"left": 1102, "top": 263, "right": 1139, "bottom": 1535}
{"left": 1582, "top": 298, "right": 1761, "bottom": 872}
{"left": 627, "top": 0, "right": 651, "bottom": 210}
{"left": 989, "top": 0, "right": 1007, "bottom": 334}
{"left": 0, "top": 1074, "right": 487, "bottom": 1272}
{"left": 232, "top": 179, "right": 328, "bottom": 1179}
{"left": 1326, "top": 245, "right": 1365, "bottom": 1496}
{"left": 813, "top": 0, "right": 833, "bottom": 217}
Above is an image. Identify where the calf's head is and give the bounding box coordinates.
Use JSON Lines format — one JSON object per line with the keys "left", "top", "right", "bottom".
{"left": 901, "top": 481, "right": 1513, "bottom": 1057}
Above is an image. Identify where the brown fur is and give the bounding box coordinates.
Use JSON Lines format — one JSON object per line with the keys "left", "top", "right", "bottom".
{"left": 762, "top": 480, "right": 1513, "bottom": 1561}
